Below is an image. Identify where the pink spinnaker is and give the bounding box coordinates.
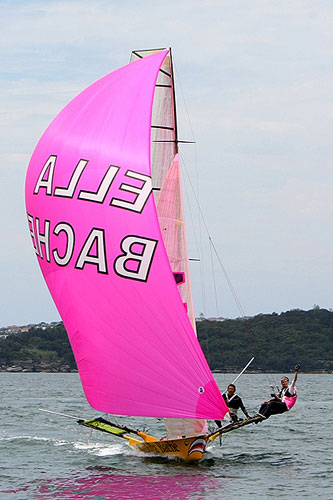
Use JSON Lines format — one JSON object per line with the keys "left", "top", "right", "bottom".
{"left": 25, "top": 50, "right": 228, "bottom": 420}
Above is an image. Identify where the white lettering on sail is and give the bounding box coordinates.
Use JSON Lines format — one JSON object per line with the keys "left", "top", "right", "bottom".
{"left": 27, "top": 213, "right": 39, "bottom": 255}
{"left": 78, "top": 165, "right": 120, "bottom": 203}
{"left": 75, "top": 228, "right": 107, "bottom": 274}
{"left": 54, "top": 159, "right": 88, "bottom": 198}
{"left": 111, "top": 171, "right": 152, "bottom": 213}
{"left": 36, "top": 218, "right": 50, "bottom": 262}
{"left": 114, "top": 235, "right": 157, "bottom": 282}
{"left": 32, "top": 157, "right": 152, "bottom": 215}
{"left": 27, "top": 213, "right": 159, "bottom": 281}
{"left": 33, "top": 155, "right": 57, "bottom": 195}
{"left": 53, "top": 223, "right": 75, "bottom": 266}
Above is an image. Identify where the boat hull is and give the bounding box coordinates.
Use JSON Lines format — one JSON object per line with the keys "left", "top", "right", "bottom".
{"left": 130, "top": 434, "right": 208, "bottom": 461}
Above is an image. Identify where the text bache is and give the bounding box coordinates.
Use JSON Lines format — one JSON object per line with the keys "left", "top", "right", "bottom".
{"left": 27, "top": 155, "right": 158, "bottom": 282}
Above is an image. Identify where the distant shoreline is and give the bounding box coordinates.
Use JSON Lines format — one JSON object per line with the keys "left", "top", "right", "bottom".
{"left": 0, "top": 367, "right": 331, "bottom": 374}
{"left": 1, "top": 309, "right": 332, "bottom": 373}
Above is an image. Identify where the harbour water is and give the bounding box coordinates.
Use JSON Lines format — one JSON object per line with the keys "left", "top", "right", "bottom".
{"left": 1, "top": 373, "right": 332, "bottom": 499}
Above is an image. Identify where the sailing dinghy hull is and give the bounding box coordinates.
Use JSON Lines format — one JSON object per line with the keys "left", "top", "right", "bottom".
{"left": 79, "top": 416, "right": 208, "bottom": 461}
{"left": 131, "top": 435, "right": 208, "bottom": 462}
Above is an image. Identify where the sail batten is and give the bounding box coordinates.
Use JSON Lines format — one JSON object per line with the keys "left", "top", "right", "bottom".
{"left": 151, "top": 125, "right": 175, "bottom": 130}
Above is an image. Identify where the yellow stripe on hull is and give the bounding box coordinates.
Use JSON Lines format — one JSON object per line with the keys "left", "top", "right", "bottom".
{"left": 130, "top": 434, "right": 208, "bottom": 462}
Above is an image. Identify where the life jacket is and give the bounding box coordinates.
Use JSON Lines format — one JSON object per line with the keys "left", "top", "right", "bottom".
{"left": 223, "top": 394, "right": 240, "bottom": 415}
{"left": 281, "top": 387, "right": 297, "bottom": 410}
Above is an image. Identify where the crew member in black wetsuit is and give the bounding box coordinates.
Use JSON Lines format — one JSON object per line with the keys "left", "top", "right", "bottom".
{"left": 215, "top": 383, "right": 250, "bottom": 427}
{"left": 256, "top": 365, "right": 300, "bottom": 421}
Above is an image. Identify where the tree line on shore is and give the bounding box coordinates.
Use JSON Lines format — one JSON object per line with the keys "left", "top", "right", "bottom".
{"left": 197, "top": 307, "right": 332, "bottom": 372}
{"left": 0, "top": 308, "right": 332, "bottom": 372}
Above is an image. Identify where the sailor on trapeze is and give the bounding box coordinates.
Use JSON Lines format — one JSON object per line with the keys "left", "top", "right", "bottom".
{"left": 256, "top": 364, "right": 300, "bottom": 421}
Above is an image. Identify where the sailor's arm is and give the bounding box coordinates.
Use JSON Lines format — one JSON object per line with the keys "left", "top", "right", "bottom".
{"left": 239, "top": 398, "right": 250, "bottom": 418}
{"left": 269, "top": 391, "right": 281, "bottom": 402}
{"left": 289, "top": 364, "right": 300, "bottom": 395}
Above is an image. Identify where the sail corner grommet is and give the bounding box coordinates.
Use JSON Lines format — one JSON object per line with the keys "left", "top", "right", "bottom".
{"left": 198, "top": 386, "right": 205, "bottom": 394}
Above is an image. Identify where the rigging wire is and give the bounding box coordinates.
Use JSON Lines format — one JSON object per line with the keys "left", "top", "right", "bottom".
{"left": 182, "top": 169, "right": 207, "bottom": 313}
{"left": 173, "top": 60, "right": 245, "bottom": 318}
{"left": 179, "top": 150, "right": 274, "bottom": 387}
{"left": 174, "top": 59, "right": 274, "bottom": 387}
{"left": 209, "top": 237, "right": 220, "bottom": 317}
{"left": 174, "top": 63, "right": 207, "bottom": 314}
{"left": 208, "top": 240, "right": 228, "bottom": 388}
{"left": 179, "top": 150, "right": 245, "bottom": 317}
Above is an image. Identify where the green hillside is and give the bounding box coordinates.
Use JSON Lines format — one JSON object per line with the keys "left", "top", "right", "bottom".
{"left": 0, "top": 323, "right": 76, "bottom": 371}
{"left": 197, "top": 308, "right": 333, "bottom": 372}
{"left": 0, "top": 308, "right": 332, "bottom": 372}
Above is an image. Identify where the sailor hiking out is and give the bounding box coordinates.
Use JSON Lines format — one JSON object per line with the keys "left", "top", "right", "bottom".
{"left": 257, "top": 365, "right": 300, "bottom": 420}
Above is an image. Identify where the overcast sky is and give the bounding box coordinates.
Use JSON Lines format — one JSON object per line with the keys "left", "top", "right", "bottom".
{"left": 1, "top": 0, "right": 332, "bottom": 326}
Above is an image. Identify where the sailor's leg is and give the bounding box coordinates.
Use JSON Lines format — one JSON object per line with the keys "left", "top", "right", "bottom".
{"left": 269, "top": 401, "right": 288, "bottom": 416}
{"left": 258, "top": 402, "right": 271, "bottom": 418}
{"left": 259, "top": 401, "right": 287, "bottom": 419}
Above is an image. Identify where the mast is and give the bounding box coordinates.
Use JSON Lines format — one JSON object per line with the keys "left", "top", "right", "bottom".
{"left": 169, "top": 47, "right": 179, "bottom": 154}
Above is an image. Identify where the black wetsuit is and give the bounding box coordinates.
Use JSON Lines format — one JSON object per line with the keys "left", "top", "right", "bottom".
{"left": 215, "top": 393, "right": 249, "bottom": 426}
{"left": 223, "top": 393, "right": 249, "bottom": 421}
{"left": 258, "top": 385, "right": 295, "bottom": 419}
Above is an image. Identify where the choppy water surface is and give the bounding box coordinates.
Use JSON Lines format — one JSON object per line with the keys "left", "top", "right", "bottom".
{"left": 1, "top": 373, "right": 332, "bottom": 499}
